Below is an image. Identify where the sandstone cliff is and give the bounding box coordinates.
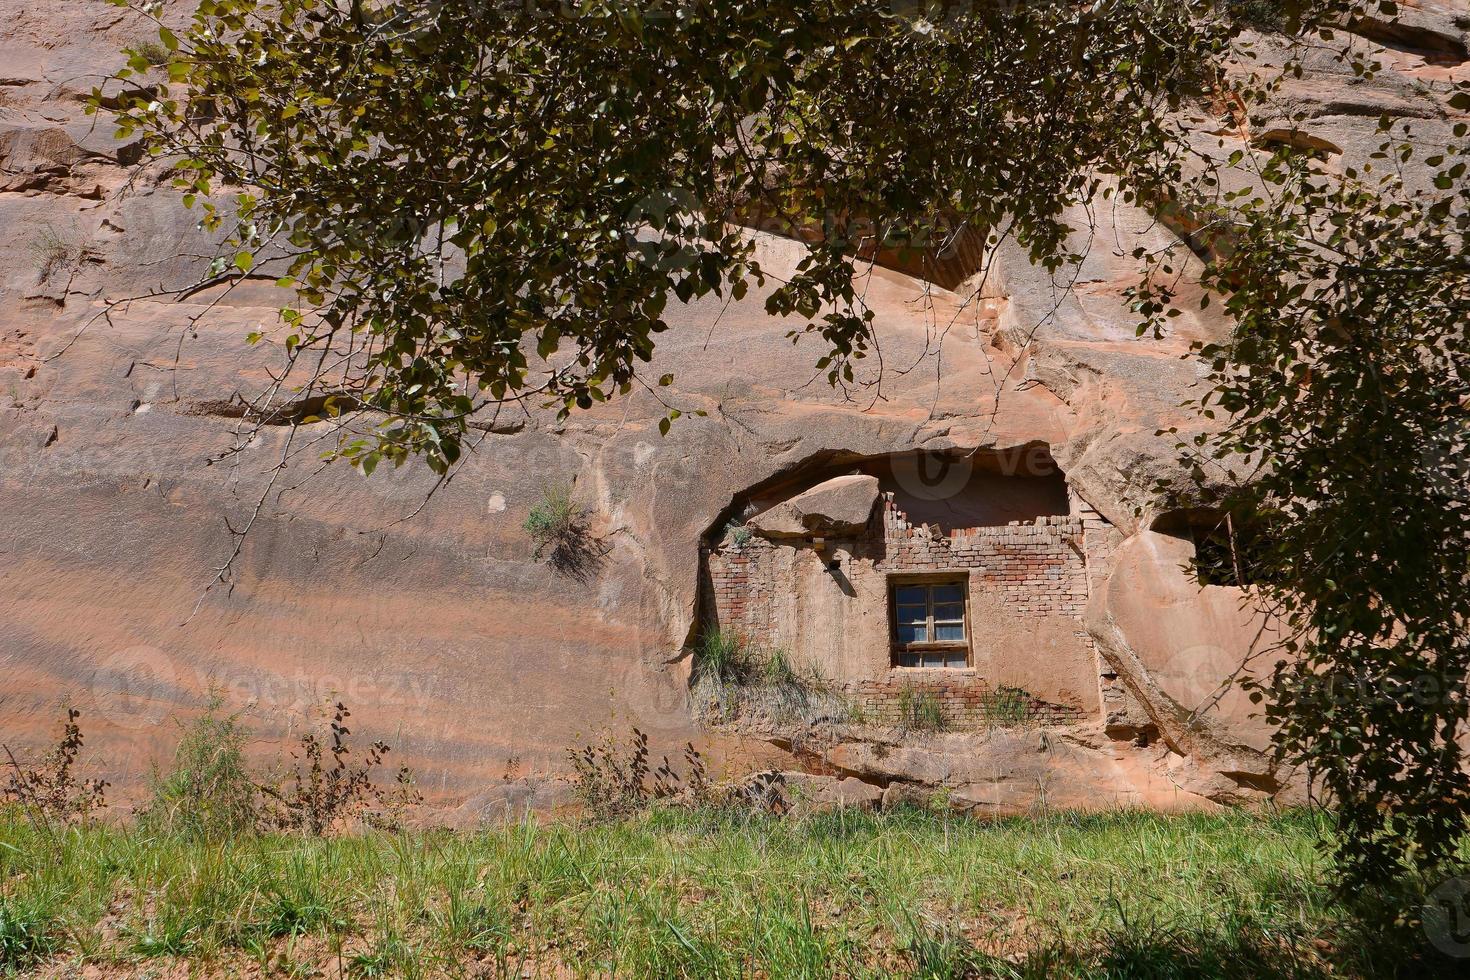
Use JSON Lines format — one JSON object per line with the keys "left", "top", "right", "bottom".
{"left": 1, "top": 0, "right": 1465, "bottom": 817}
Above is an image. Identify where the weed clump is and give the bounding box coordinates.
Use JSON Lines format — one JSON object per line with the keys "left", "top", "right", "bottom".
{"left": 898, "top": 686, "right": 947, "bottom": 735}
{"left": 141, "top": 699, "right": 258, "bottom": 841}
{"left": 138, "top": 699, "right": 419, "bottom": 839}
{"left": 2, "top": 708, "right": 107, "bottom": 826}
{"left": 260, "top": 702, "right": 422, "bottom": 835}
{"left": 722, "top": 521, "right": 753, "bottom": 548}
{"left": 524, "top": 483, "right": 601, "bottom": 579}
{"left": 693, "top": 631, "right": 854, "bottom": 728}
{"left": 982, "top": 686, "right": 1032, "bottom": 727}
{"left": 27, "top": 225, "right": 87, "bottom": 284}
{"left": 568, "top": 728, "right": 716, "bottom": 821}
{"left": 0, "top": 896, "right": 60, "bottom": 971}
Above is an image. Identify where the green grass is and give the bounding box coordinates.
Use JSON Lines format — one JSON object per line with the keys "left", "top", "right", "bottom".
{"left": 0, "top": 805, "right": 1452, "bottom": 977}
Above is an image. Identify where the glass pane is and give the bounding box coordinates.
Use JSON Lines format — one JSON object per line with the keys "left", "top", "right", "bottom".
{"left": 895, "top": 586, "right": 927, "bottom": 604}
{"left": 934, "top": 603, "right": 964, "bottom": 622}
{"left": 943, "top": 651, "right": 968, "bottom": 668}
{"left": 896, "top": 604, "right": 928, "bottom": 625}
{"left": 897, "top": 624, "right": 927, "bottom": 645}
{"left": 898, "top": 652, "right": 921, "bottom": 667}
{"left": 935, "top": 623, "right": 965, "bottom": 642}
{"left": 932, "top": 584, "right": 965, "bottom": 603}
{"left": 924, "top": 652, "right": 947, "bottom": 668}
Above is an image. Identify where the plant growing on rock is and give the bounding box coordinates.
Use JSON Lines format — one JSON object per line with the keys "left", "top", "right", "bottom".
{"left": 26, "top": 225, "right": 87, "bottom": 285}
{"left": 524, "top": 483, "right": 602, "bottom": 579}
{"left": 723, "top": 521, "right": 753, "bottom": 549}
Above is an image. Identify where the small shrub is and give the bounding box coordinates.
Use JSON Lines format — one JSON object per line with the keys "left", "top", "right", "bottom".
{"left": 898, "top": 687, "right": 947, "bottom": 734}
{"left": 2, "top": 708, "right": 108, "bottom": 826}
{"left": 524, "top": 483, "right": 581, "bottom": 557}
{"left": 524, "top": 483, "right": 600, "bottom": 578}
{"left": 568, "top": 728, "right": 717, "bottom": 821}
{"left": 723, "top": 521, "right": 753, "bottom": 548}
{"left": 133, "top": 39, "right": 170, "bottom": 66}
{"left": 259, "top": 702, "right": 422, "bottom": 835}
{"left": 141, "top": 699, "right": 257, "bottom": 841}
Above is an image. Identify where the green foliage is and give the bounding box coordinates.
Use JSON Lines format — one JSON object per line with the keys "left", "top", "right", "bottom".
{"left": 523, "top": 483, "right": 584, "bottom": 561}
{"left": 762, "top": 647, "right": 800, "bottom": 688}
{"left": 0, "top": 805, "right": 1451, "bottom": 976}
{"left": 132, "top": 39, "right": 169, "bottom": 66}
{"left": 692, "top": 633, "right": 853, "bottom": 727}
{"left": 141, "top": 700, "right": 419, "bottom": 840}
{"left": 723, "top": 521, "right": 753, "bottom": 549}
{"left": 1134, "top": 29, "right": 1470, "bottom": 887}
{"left": 98, "top": 0, "right": 1253, "bottom": 472}
{"left": 0, "top": 896, "right": 60, "bottom": 971}
{"left": 694, "top": 629, "right": 749, "bottom": 685}
{"left": 898, "top": 686, "right": 947, "bottom": 734}
{"left": 982, "top": 686, "right": 1034, "bottom": 727}
{"left": 141, "top": 699, "right": 258, "bottom": 841}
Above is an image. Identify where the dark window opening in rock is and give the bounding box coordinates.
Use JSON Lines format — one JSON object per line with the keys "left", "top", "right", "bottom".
{"left": 1183, "top": 515, "right": 1278, "bottom": 588}
{"left": 891, "top": 577, "right": 970, "bottom": 668}
{"left": 862, "top": 446, "right": 1069, "bottom": 535}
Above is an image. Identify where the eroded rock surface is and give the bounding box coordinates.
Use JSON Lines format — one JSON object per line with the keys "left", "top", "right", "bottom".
{"left": 747, "top": 474, "right": 881, "bottom": 539}
{"left": 0, "top": 0, "right": 1461, "bottom": 811}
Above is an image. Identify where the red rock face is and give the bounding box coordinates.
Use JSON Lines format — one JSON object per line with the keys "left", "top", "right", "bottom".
{"left": 0, "top": 1, "right": 1463, "bottom": 816}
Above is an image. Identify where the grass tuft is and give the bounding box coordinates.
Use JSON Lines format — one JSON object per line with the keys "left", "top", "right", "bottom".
{"left": 0, "top": 804, "right": 1456, "bottom": 977}
{"left": 0, "top": 895, "right": 60, "bottom": 970}
{"left": 898, "top": 685, "right": 947, "bottom": 734}
{"left": 140, "top": 697, "right": 258, "bottom": 841}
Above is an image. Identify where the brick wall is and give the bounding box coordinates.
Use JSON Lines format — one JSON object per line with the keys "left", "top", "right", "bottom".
{"left": 850, "top": 674, "right": 1084, "bottom": 727}
{"left": 706, "top": 491, "right": 1104, "bottom": 729}
{"left": 880, "top": 497, "right": 1088, "bottom": 616}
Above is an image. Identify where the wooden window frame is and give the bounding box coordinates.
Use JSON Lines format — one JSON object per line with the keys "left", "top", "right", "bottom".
{"left": 888, "top": 574, "right": 971, "bottom": 668}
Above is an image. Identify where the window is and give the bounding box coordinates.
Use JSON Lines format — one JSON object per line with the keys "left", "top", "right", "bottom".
{"left": 891, "top": 579, "right": 969, "bottom": 668}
